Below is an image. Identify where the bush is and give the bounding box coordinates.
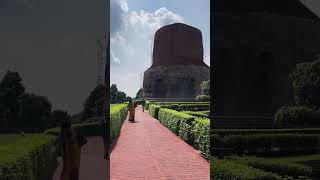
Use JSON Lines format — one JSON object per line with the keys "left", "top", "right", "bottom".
{"left": 161, "top": 103, "right": 210, "bottom": 111}
{"left": 227, "top": 156, "right": 312, "bottom": 179}
{"left": 158, "top": 108, "right": 194, "bottom": 135}
{"left": 195, "top": 95, "right": 210, "bottom": 102}
{"left": 149, "top": 104, "right": 161, "bottom": 119}
{"left": 110, "top": 104, "right": 128, "bottom": 142}
{"left": 44, "top": 122, "right": 101, "bottom": 137}
{"left": 212, "top": 133, "right": 320, "bottom": 156}
{"left": 211, "top": 157, "right": 280, "bottom": 180}
{"left": 0, "top": 134, "right": 57, "bottom": 180}
{"left": 182, "top": 111, "right": 209, "bottom": 118}
{"left": 274, "top": 106, "right": 319, "bottom": 127}
{"left": 212, "top": 128, "right": 320, "bottom": 136}
{"left": 193, "top": 118, "right": 210, "bottom": 159}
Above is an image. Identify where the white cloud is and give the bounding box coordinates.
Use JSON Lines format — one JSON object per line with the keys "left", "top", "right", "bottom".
{"left": 110, "top": 51, "right": 120, "bottom": 65}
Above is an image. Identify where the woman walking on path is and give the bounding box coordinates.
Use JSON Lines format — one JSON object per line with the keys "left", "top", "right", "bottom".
{"left": 58, "top": 121, "right": 87, "bottom": 180}
{"left": 128, "top": 100, "right": 137, "bottom": 122}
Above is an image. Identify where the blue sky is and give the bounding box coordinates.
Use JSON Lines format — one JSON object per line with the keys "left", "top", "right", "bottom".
{"left": 110, "top": 0, "right": 210, "bottom": 97}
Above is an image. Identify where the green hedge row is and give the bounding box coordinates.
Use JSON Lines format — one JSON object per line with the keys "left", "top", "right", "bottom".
{"left": 44, "top": 122, "right": 101, "bottom": 137}
{"left": 110, "top": 104, "right": 128, "bottom": 142}
{"left": 0, "top": 134, "right": 57, "bottom": 180}
{"left": 226, "top": 156, "right": 312, "bottom": 179}
{"left": 212, "top": 133, "right": 320, "bottom": 156}
{"left": 211, "top": 157, "right": 280, "bottom": 180}
{"left": 160, "top": 104, "right": 210, "bottom": 111}
{"left": 157, "top": 108, "right": 210, "bottom": 159}
{"left": 193, "top": 118, "right": 210, "bottom": 159}
{"left": 149, "top": 104, "right": 161, "bottom": 119}
{"left": 182, "top": 111, "right": 209, "bottom": 118}
{"left": 212, "top": 128, "right": 320, "bottom": 136}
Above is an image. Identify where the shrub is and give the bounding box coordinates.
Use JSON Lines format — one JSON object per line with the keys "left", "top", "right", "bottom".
{"left": 149, "top": 104, "right": 161, "bottom": 119}
{"left": 193, "top": 118, "right": 210, "bottom": 159}
{"left": 110, "top": 104, "right": 128, "bottom": 142}
{"left": 161, "top": 103, "right": 210, "bottom": 111}
{"left": 212, "top": 133, "right": 320, "bottom": 156}
{"left": 182, "top": 111, "right": 209, "bottom": 118}
{"left": 158, "top": 108, "right": 194, "bottom": 135}
{"left": 211, "top": 157, "right": 280, "bottom": 180}
{"left": 274, "top": 106, "right": 319, "bottom": 127}
{"left": 0, "top": 134, "right": 57, "bottom": 180}
{"left": 227, "top": 156, "right": 312, "bottom": 179}
{"left": 212, "top": 128, "right": 320, "bottom": 136}
{"left": 44, "top": 122, "right": 101, "bottom": 137}
{"left": 195, "top": 95, "right": 210, "bottom": 102}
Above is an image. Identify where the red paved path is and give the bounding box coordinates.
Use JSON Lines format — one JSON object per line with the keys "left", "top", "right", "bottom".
{"left": 52, "top": 136, "right": 108, "bottom": 180}
{"left": 110, "top": 106, "right": 210, "bottom": 180}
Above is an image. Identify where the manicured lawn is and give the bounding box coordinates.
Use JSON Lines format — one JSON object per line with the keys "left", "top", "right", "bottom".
{"left": 0, "top": 134, "right": 23, "bottom": 146}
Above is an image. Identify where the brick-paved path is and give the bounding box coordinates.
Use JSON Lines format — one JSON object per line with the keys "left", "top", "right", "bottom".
{"left": 110, "top": 106, "right": 210, "bottom": 180}
{"left": 52, "top": 136, "right": 108, "bottom": 180}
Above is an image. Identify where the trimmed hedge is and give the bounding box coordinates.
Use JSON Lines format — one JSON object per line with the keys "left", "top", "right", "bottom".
{"left": 212, "top": 133, "right": 320, "bottom": 156}
{"left": 226, "top": 156, "right": 312, "bottom": 179}
{"left": 158, "top": 108, "right": 210, "bottom": 159}
{"left": 0, "top": 134, "right": 57, "bottom": 180}
{"left": 110, "top": 104, "right": 128, "bottom": 142}
{"left": 45, "top": 122, "right": 101, "bottom": 137}
{"left": 274, "top": 106, "right": 320, "bottom": 127}
{"left": 158, "top": 108, "right": 190, "bottom": 134}
{"left": 149, "top": 104, "right": 161, "bottom": 119}
{"left": 193, "top": 118, "right": 210, "bottom": 159}
{"left": 182, "top": 111, "right": 209, "bottom": 118}
{"left": 212, "top": 128, "right": 320, "bottom": 136}
{"left": 211, "top": 157, "right": 280, "bottom": 180}
{"left": 161, "top": 103, "right": 210, "bottom": 111}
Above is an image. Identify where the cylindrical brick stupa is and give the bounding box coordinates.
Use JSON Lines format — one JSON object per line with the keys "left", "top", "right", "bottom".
{"left": 143, "top": 23, "right": 210, "bottom": 101}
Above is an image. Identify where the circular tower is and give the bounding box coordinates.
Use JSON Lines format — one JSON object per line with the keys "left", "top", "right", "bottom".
{"left": 143, "top": 23, "right": 210, "bottom": 101}
{"left": 212, "top": 0, "right": 320, "bottom": 128}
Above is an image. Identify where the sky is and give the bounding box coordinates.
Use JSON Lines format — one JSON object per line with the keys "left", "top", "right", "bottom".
{"left": 0, "top": 0, "right": 107, "bottom": 114}
{"left": 110, "top": 0, "right": 210, "bottom": 97}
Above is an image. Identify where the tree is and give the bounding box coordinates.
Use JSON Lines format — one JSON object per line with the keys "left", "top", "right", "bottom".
{"left": 0, "top": 71, "right": 25, "bottom": 128}
{"left": 19, "top": 93, "right": 52, "bottom": 132}
{"left": 290, "top": 59, "right": 320, "bottom": 107}
{"left": 49, "top": 110, "right": 71, "bottom": 128}
{"left": 110, "top": 84, "right": 118, "bottom": 104}
{"left": 135, "top": 88, "right": 143, "bottom": 99}
{"left": 115, "top": 91, "right": 127, "bottom": 103}
{"left": 200, "top": 80, "right": 210, "bottom": 96}
{"left": 82, "top": 85, "right": 106, "bottom": 120}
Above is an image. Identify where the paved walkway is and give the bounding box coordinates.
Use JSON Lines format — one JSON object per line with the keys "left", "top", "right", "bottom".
{"left": 52, "top": 136, "right": 108, "bottom": 180}
{"left": 110, "top": 106, "right": 210, "bottom": 180}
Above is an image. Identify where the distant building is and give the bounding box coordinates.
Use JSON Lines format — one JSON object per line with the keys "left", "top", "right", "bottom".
{"left": 213, "top": 0, "right": 320, "bottom": 128}
{"left": 143, "top": 23, "right": 210, "bottom": 101}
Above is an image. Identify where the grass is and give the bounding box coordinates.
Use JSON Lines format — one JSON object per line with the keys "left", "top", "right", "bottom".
{"left": 0, "top": 134, "right": 24, "bottom": 146}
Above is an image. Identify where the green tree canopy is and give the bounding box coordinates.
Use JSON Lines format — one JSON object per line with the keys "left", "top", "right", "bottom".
{"left": 200, "top": 80, "right": 210, "bottom": 96}
{"left": 82, "top": 85, "right": 106, "bottom": 120}
{"left": 49, "top": 110, "right": 71, "bottom": 128}
{"left": 0, "top": 71, "right": 25, "bottom": 128}
{"left": 19, "top": 93, "right": 52, "bottom": 132}
{"left": 135, "top": 88, "right": 143, "bottom": 99}
{"left": 290, "top": 59, "right": 320, "bottom": 107}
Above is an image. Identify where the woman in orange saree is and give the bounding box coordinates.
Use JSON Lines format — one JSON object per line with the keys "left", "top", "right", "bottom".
{"left": 128, "top": 100, "right": 136, "bottom": 122}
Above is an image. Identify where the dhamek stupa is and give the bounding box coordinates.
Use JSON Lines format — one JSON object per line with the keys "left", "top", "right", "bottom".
{"left": 143, "top": 23, "right": 210, "bottom": 101}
